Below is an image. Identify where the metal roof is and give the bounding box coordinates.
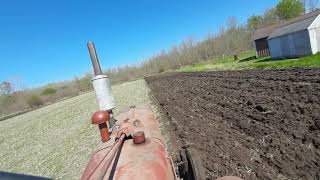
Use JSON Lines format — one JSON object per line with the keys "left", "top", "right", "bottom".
{"left": 268, "top": 15, "right": 318, "bottom": 39}
{"left": 252, "top": 10, "right": 320, "bottom": 40}
{"left": 252, "top": 24, "right": 279, "bottom": 40}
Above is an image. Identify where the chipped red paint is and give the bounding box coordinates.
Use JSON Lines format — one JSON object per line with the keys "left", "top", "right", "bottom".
{"left": 92, "top": 111, "right": 110, "bottom": 124}
{"left": 82, "top": 105, "right": 177, "bottom": 180}
{"left": 91, "top": 111, "right": 111, "bottom": 142}
{"left": 112, "top": 138, "right": 174, "bottom": 180}
{"left": 132, "top": 131, "right": 146, "bottom": 144}
{"left": 81, "top": 134, "right": 125, "bottom": 180}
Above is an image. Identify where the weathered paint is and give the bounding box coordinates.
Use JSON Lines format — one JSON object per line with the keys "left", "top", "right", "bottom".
{"left": 268, "top": 30, "right": 312, "bottom": 59}
{"left": 132, "top": 131, "right": 146, "bottom": 144}
{"left": 81, "top": 134, "right": 125, "bottom": 180}
{"left": 91, "top": 111, "right": 111, "bottom": 142}
{"left": 109, "top": 138, "right": 175, "bottom": 180}
{"left": 81, "top": 105, "right": 176, "bottom": 180}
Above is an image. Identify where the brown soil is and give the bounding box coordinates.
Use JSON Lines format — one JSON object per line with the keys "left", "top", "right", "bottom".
{"left": 145, "top": 69, "right": 320, "bottom": 180}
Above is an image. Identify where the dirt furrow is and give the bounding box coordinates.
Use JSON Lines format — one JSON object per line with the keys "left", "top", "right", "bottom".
{"left": 146, "top": 69, "right": 320, "bottom": 180}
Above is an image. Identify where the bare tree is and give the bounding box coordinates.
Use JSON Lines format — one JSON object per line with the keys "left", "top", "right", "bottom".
{"left": 227, "top": 16, "right": 238, "bottom": 29}
{"left": 0, "top": 81, "right": 13, "bottom": 95}
{"left": 10, "top": 76, "right": 26, "bottom": 91}
{"left": 74, "top": 76, "right": 81, "bottom": 92}
{"left": 308, "top": 0, "right": 319, "bottom": 11}
{"left": 301, "top": 0, "right": 319, "bottom": 12}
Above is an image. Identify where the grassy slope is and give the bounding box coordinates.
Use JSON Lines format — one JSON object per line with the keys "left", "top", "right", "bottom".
{"left": 179, "top": 51, "right": 320, "bottom": 72}
{"left": 0, "top": 79, "right": 150, "bottom": 179}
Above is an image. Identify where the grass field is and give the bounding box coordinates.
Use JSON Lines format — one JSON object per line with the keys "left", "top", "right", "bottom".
{"left": 1, "top": 52, "right": 319, "bottom": 179}
{"left": 0, "top": 79, "right": 150, "bottom": 179}
{"left": 179, "top": 51, "right": 320, "bottom": 72}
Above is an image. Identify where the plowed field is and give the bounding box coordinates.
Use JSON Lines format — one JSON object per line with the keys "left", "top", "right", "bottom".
{"left": 146, "top": 69, "right": 320, "bottom": 180}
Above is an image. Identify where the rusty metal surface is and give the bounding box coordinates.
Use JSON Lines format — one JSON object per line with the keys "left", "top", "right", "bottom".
{"left": 81, "top": 134, "right": 125, "bottom": 180}
{"left": 132, "top": 131, "right": 146, "bottom": 144}
{"left": 87, "top": 42, "right": 102, "bottom": 76}
{"left": 98, "top": 123, "right": 110, "bottom": 142}
{"left": 105, "top": 138, "right": 174, "bottom": 180}
{"left": 92, "top": 111, "right": 110, "bottom": 124}
{"left": 92, "top": 111, "right": 111, "bottom": 142}
{"left": 82, "top": 105, "right": 176, "bottom": 180}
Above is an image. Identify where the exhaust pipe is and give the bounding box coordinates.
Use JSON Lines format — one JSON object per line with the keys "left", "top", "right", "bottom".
{"left": 87, "top": 42, "right": 116, "bottom": 130}
{"left": 87, "top": 42, "right": 103, "bottom": 76}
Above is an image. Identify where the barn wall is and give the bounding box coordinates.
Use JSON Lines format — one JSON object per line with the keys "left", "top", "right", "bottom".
{"left": 318, "top": 28, "right": 320, "bottom": 52}
{"left": 309, "top": 28, "right": 320, "bottom": 54}
{"left": 309, "top": 14, "right": 320, "bottom": 29}
{"left": 308, "top": 15, "right": 320, "bottom": 54}
{"left": 268, "top": 30, "right": 312, "bottom": 59}
{"left": 268, "top": 38, "right": 282, "bottom": 58}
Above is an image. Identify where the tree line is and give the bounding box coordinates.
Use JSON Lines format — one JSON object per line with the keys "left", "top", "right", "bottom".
{"left": 0, "top": 74, "right": 92, "bottom": 117}
{"left": 108, "top": 0, "right": 317, "bottom": 82}
{"left": 1, "top": 0, "right": 318, "bottom": 117}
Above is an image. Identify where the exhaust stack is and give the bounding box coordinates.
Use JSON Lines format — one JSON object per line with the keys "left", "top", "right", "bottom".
{"left": 87, "top": 42, "right": 116, "bottom": 130}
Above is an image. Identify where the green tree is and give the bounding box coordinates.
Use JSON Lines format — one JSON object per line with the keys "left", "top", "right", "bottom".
{"left": 41, "top": 88, "right": 57, "bottom": 95}
{"left": 246, "top": 8, "right": 279, "bottom": 32}
{"left": 276, "top": 0, "right": 304, "bottom": 20}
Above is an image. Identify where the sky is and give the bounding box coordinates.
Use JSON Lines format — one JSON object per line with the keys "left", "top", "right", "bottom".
{"left": 0, "top": 0, "right": 278, "bottom": 88}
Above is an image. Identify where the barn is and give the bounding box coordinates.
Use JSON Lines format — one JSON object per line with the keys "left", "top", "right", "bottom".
{"left": 268, "top": 13, "right": 320, "bottom": 59}
{"left": 253, "top": 10, "right": 320, "bottom": 58}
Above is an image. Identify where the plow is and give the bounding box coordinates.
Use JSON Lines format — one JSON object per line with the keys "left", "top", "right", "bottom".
{"left": 81, "top": 42, "right": 242, "bottom": 180}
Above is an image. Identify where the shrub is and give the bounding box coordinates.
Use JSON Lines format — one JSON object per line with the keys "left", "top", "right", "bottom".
{"left": 158, "top": 67, "right": 165, "bottom": 73}
{"left": 27, "top": 95, "right": 43, "bottom": 108}
{"left": 41, "top": 88, "right": 57, "bottom": 95}
{"left": 74, "top": 74, "right": 92, "bottom": 92}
